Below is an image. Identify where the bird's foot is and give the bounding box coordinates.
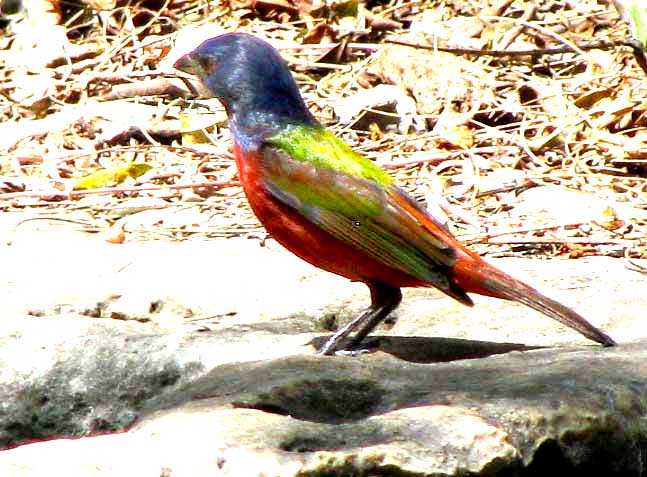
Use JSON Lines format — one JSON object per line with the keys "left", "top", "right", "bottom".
{"left": 313, "top": 335, "right": 380, "bottom": 356}
{"left": 331, "top": 347, "right": 373, "bottom": 357}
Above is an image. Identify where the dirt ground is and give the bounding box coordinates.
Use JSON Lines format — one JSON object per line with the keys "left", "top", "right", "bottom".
{"left": 1, "top": 0, "right": 646, "bottom": 261}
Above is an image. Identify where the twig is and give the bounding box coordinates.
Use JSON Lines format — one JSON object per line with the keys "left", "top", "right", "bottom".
{"left": 95, "top": 78, "right": 191, "bottom": 102}
{"left": 463, "top": 222, "right": 593, "bottom": 245}
{"left": 477, "top": 237, "right": 637, "bottom": 245}
{"left": 475, "top": 181, "right": 537, "bottom": 198}
{"left": 0, "top": 181, "right": 237, "bottom": 201}
{"left": 280, "top": 43, "right": 381, "bottom": 52}
{"left": 12, "top": 216, "right": 98, "bottom": 230}
{"left": 381, "top": 153, "right": 452, "bottom": 169}
{"left": 380, "top": 146, "right": 521, "bottom": 169}
{"left": 497, "top": 5, "right": 537, "bottom": 50}
{"left": 384, "top": 38, "right": 642, "bottom": 59}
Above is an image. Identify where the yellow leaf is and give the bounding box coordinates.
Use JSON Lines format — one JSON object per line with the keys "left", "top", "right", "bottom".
{"left": 180, "top": 111, "right": 224, "bottom": 145}
{"left": 74, "top": 163, "right": 152, "bottom": 190}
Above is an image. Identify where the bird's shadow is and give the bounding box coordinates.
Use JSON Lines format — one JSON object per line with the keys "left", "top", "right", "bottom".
{"left": 310, "top": 335, "right": 544, "bottom": 363}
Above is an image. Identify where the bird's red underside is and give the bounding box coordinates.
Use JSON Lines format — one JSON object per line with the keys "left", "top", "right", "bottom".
{"left": 234, "top": 148, "right": 424, "bottom": 286}
{"left": 233, "top": 146, "right": 502, "bottom": 297}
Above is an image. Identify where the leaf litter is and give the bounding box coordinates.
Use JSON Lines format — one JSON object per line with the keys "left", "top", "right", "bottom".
{"left": 0, "top": 0, "right": 645, "bottom": 261}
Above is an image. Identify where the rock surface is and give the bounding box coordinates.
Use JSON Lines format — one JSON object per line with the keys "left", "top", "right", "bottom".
{"left": 0, "top": 226, "right": 645, "bottom": 476}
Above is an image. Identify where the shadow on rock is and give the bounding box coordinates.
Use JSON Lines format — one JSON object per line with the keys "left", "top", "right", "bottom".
{"left": 309, "top": 335, "right": 543, "bottom": 363}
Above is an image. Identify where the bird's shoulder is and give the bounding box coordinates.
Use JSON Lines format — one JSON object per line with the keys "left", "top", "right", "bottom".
{"left": 264, "top": 124, "right": 394, "bottom": 187}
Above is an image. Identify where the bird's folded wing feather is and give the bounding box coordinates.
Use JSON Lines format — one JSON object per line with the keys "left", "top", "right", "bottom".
{"left": 259, "top": 144, "right": 458, "bottom": 291}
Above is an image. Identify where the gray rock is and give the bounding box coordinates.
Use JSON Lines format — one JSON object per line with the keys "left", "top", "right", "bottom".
{"left": 1, "top": 346, "right": 646, "bottom": 476}
{"left": 0, "top": 228, "right": 645, "bottom": 475}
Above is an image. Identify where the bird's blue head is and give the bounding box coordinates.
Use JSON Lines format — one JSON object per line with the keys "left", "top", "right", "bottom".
{"left": 174, "top": 33, "right": 315, "bottom": 130}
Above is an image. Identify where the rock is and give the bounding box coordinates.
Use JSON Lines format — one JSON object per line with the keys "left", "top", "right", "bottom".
{"left": 0, "top": 227, "right": 645, "bottom": 475}
{"left": 2, "top": 346, "right": 647, "bottom": 476}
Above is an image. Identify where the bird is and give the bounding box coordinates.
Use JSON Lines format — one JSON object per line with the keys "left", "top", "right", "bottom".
{"left": 173, "top": 33, "right": 616, "bottom": 354}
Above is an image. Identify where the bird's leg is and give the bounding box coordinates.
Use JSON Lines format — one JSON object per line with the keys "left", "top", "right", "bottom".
{"left": 319, "top": 282, "right": 402, "bottom": 355}
{"left": 350, "top": 283, "right": 403, "bottom": 346}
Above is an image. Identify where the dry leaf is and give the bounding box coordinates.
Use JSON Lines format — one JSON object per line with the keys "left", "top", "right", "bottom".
{"left": 74, "top": 163, "right": 153, "bottom": 190}
{"left": 103, "top": 222, "right": 126, "bottom": 244}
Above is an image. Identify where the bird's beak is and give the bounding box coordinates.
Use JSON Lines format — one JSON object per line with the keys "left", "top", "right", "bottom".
{"left": 173, "top": 53, "right": 197, "bottom": 75}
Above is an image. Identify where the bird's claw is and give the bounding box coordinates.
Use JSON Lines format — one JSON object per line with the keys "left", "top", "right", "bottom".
{"left": 332, "top": 348, "right": 373, "bottom": 357}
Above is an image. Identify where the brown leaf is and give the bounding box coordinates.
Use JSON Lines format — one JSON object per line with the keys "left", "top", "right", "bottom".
{"left": 104, "top": 222, "right": 126, "bottom": 244}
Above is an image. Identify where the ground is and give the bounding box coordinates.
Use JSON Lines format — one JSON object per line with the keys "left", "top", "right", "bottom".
{"left": 0, "top": 0, "right": 645, "bottom": 262}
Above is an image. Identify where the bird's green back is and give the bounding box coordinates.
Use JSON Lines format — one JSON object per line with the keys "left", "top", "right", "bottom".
{"left": 268, "top": 125, "right": 394, "bottom": 187}
{"left": 261, "top": 122, "right": 460, "bottom": 292}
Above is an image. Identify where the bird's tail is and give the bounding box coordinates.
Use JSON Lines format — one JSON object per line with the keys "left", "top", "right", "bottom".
{"left": 451, "top": 256, "right": 616, "bottom": 347}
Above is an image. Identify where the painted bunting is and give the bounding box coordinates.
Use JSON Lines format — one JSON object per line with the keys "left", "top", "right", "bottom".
{"left": 174, "top": 33, "right": 615, "bottom": 354}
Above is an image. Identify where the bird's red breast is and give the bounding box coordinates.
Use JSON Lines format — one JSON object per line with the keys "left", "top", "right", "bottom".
{"left": 233, "top": 143, "right": 429, "bottom": 287}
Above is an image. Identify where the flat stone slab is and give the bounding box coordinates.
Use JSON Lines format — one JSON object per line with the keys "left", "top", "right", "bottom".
{"left": 0, "top": 227, "right": 645, "bottom": 475}
{"left": 2, "top": 345, "right": 646, "bottom": 476}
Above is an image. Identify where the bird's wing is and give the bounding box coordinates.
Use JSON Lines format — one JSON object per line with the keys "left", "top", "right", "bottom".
{"left": 259, "top": 143, "right": 462, "bottom": 293}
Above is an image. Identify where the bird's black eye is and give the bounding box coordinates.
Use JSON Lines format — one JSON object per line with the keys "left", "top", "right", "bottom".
{"left": 201, "top": 57, "right": 219, "bottom": 76}
{"left": 353, "top": 220, "right": 361, "bottom": 227}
